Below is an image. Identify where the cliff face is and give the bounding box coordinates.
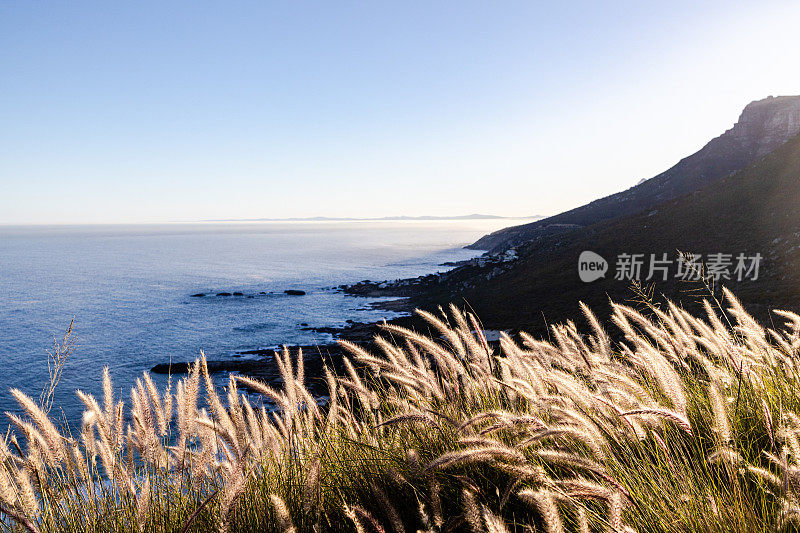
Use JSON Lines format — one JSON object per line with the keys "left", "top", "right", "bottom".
{"left": 733, "top": 96, "right": 800, "bottom": 157}
{"left": 471, "top": 95, "right": 800, "bottom": 252}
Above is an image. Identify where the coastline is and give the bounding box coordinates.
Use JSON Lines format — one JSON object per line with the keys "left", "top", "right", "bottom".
{"left": 149, "top": 245, "right": 513, "bottom": 384}
{"left": 149, "top": 267, "right": 460, "bottom": 384}
{"left": 150, "top": 290, "right": 416, "bottom": 383}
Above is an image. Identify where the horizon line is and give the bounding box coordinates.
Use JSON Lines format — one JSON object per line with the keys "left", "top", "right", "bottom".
{"left": 0, "top": 213, "right": 545, "bottom": 228}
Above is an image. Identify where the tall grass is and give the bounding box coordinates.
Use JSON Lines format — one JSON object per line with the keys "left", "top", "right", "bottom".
{"left": 2, "top": 288, "right": 800, "bottom": 532}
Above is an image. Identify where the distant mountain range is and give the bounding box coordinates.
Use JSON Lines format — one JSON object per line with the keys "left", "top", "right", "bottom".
{"left": 380, "top": 95, "right": 800, "bottom": 333}
{"left": 209, "top": 214, "right": 544, "bottom": 222}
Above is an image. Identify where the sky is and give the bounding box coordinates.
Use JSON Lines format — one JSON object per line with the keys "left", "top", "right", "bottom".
{"left": 2, "top": 1, "right": 800, "bottom": 225}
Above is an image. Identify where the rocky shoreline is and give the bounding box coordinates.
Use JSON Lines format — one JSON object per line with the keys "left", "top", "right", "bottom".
{"left": 150, "top": 249, "right": 516, "bottom": 386}
{"left": 150, "top": 316, "right": 510, "bottom": 395}
{"left": 151, "top": 342, "right": 357, "bottom": 394}
{"left": 150, "top": 319, "right": 383, "bottom": 390}
{"left": 339, "top": 245, "right": 519, "bottom": 302}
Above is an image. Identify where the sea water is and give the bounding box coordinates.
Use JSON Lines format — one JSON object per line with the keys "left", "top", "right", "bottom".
{"left": 0, "top": 219, "right": 519, "bottom": 426}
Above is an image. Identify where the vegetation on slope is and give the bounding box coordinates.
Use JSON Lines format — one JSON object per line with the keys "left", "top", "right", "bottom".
{"left": 2, "top": 291, "right": 800, "bottom": 531}
{"left": 410, "top": 129, "right": 800, "bottom": 334}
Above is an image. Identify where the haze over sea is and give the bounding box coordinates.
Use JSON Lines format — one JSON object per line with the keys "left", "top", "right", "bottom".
{"left": 0, "top": 219, "right": 518, "bottom": 426}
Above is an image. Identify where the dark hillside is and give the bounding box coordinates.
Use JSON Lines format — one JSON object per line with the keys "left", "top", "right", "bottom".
{"left": 408, "top": 130, "right": 800, "bottom": 334}
{"left": 472, "top": 95, "right": 800, "bottom": 253}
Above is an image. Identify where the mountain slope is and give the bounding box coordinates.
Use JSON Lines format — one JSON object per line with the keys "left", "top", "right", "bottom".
{"left": 471, "top": 95, "right": 800, "bottom": 252}
{"left": 409, "top": 129, "right": 800, "bottom": 333}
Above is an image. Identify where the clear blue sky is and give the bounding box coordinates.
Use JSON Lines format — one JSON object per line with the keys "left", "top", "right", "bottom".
{"left": 2, "top": 1, "right": 800, "bottom": 224}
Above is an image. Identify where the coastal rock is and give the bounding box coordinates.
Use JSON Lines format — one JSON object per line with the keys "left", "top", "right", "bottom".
{"left": 152, "top": 359, "right": 262, "bottom": 375}
{"left": 284, "top": 290, "right": 306, "bottom": 296}
{"left": 297, "top": 321, "right": 377, "bottom": 342}
{"left": 216, "top": 292, "right": 232, "bottom": 297}
{"left": 190, "top": 293, "right": 205, "bottom": 297}
{"left": 150, "top": 343, "right": 361, "bottom": 395}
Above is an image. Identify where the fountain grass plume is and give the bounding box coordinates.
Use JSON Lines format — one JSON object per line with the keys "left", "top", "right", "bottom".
{"left": 1, "top": 291, "right": 800, "bottom": 531}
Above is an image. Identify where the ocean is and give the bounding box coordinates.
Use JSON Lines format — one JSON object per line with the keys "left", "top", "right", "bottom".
{"left": 0, "top": 219, "right": 518, "bottom": 426}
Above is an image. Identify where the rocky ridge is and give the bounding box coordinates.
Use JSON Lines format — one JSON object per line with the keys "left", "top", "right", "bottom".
{"left": 471, "top": 95, "right": 800, "bottom": 252}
